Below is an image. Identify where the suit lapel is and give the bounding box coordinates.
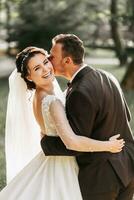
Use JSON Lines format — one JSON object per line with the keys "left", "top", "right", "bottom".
{"left": 71, "top": 66, "right": 91, "bottom": 85}
{"left": 66, "top": 66, "right": 92, "bottom": 98}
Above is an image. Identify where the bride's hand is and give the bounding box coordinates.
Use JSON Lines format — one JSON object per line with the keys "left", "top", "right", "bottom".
{"left": 108, "top": 134, "right": 125, "bottom": 153}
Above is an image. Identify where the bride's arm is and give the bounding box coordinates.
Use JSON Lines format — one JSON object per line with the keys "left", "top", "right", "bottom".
{"left": 49, "top": 99, "right": 124, "bottom": 153}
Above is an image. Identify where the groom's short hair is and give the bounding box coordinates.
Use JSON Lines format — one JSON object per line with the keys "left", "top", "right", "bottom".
{"left": 52, "top": 34, "right": 85, "bottom": 65}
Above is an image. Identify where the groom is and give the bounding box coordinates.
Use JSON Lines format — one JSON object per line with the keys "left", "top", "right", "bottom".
{"left": 41, "top": 34, "right": 134, "bottom": 200}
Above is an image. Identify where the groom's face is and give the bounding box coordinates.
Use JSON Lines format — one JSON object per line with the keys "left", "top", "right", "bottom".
{"left": 50, "top": 43, "right": 65, "bottom": 76}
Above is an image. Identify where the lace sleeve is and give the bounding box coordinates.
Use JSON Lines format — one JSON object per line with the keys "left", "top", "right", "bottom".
{"left": 42, "top": 95, "right": 57, "bottom": 113}
{"left": 49, "top": 98, "right": 119, "bottom": 152}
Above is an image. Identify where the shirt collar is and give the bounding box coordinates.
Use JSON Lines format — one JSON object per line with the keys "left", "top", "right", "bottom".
{"left": 70, "top": 64, "right": 87, "bottom": 83}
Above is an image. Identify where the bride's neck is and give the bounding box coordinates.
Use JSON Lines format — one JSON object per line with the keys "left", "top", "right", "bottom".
{"left": 36, "top": 84, "right": 54, "bottom": 96}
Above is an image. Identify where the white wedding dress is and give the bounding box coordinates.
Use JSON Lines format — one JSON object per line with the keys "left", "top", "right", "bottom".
{"left": 0, "top": 95, "right": 82, "bottom": 200}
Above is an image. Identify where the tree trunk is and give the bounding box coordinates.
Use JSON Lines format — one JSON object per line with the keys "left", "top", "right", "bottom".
{"left": 121, "top": 58, "right": 134, "bottom": 89}
{"left": 5, "top": 0, "right": 11, "bottom": 55}
{"left": 110, "top": 0, "right": 128, "bottom": 66}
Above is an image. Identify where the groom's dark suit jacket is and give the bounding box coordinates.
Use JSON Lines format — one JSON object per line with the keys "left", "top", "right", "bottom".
{"left": 41, "top": 66, "right": 134, "bottom": 198}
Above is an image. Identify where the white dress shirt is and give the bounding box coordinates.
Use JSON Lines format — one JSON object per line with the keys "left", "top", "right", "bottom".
{"left": 64, "top": 64, "right": 87, "bottom": 96}
{"left": 70, "top": 64, "right": 87, "bottom": 83}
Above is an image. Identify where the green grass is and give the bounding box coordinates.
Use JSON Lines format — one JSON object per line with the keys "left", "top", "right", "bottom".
{"left": 0, "top": 78, "right": 8, "bottom": 190}
{"left": 0, "top": 67, "right": 134, "bottom": 191}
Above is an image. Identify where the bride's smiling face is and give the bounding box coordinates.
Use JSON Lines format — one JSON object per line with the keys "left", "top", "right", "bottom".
{"left": 27, "top": 53, "right": 54, "bottom": 88}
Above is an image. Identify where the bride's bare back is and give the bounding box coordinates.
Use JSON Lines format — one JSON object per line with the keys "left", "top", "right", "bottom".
{"left": 33, "top": 92, "right": 46, "bottom": 136}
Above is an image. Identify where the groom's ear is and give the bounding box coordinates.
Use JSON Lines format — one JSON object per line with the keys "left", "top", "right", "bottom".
{"left": 63, "top": 57, "right": 72, "bottom": 64}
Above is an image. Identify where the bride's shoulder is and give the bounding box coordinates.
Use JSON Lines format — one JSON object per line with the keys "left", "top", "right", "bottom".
{"left": 42, "top": 94, "right": 58, "bottom": 111}
{"left": 42, "top": 94, "right": 58, "bottom": 104}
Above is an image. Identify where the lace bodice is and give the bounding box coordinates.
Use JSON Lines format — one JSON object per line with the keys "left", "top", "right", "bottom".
{"left": 41, "top": 95, "right": 59, "bottom": 136}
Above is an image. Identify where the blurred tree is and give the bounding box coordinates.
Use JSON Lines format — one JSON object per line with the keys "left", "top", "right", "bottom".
{"left": 79, "top": 0, "right": 112, "bottom": 46}
{"left": 110, "top": 0, "right": 127, "bottom": 65}
{"left": 121, "top": 0, "right": 134, "bottom": 89}
{"left": 2, "top": 0, "right": 133, "bottom": 89}
{"left": 122, "top": 57, "right": 134, "bottom": 89}
{"left": 9, "top": 0, "right": 87, "bottom": 51}
{"left": 106, "top": 0, "right": 134, "bottom": 89}
{"left": 0, "top": 0, "right": 21, "bottom": 54}
{"left": 5, "top": 0, "right": 11, "bottom": 54}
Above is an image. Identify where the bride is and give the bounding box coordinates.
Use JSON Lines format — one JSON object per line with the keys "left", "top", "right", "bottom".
{"left": 0, "top": 47, "right": 124, "bottom": 199}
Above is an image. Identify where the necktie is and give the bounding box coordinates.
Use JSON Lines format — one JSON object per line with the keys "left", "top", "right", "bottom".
{"left": 66, "top": 81, "right": 72, "bottom": 95}
{"left": 67, "top": 81, "right": 71, "bottom": 87}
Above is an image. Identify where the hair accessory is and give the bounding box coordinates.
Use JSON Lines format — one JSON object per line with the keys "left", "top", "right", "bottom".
{"left": 21, "top": 53, "right": 30, "bottom": 72}
{"left": 18, "top": 47, "right": 48, "bottom": 72}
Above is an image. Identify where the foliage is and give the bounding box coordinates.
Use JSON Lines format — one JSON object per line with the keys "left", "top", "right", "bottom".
{"left": 2, "top": 0, "right": 134, "bottom": 51}
{"left": 109, "top": 0, "right": 134, "bottom": 88}
{"left": 0, "top": 0, "right": 134, "bottom": 88}
{"left": 9, "top": 0, "right": 89, "bottom": 51}
{"left": 0, "top": 78, "right": 8, "bottom": 190}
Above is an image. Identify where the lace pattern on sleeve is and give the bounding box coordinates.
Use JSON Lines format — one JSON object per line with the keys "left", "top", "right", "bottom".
{"left": 42, "top": 95, "right": 57, "bottom": 112}
{"left": 41, "top": 95, "right": 59, "bottom": 136}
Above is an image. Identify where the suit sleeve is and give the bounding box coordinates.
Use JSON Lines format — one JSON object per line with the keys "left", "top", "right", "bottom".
{"left": 41, "top": 135, "right": 82, "bottom": 156}
{"left": 41, "top": 90, "right": 97, "bottom": 156}
{"left": 67, "top": 90, "right": 97, "bottom": 137}
{"left": 122, "top": 94, "right": 131, "bottom": 122}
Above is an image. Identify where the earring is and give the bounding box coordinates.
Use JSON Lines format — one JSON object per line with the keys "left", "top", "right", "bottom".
{"left": 28, "top": 79, "right": 33, "bottom": 82}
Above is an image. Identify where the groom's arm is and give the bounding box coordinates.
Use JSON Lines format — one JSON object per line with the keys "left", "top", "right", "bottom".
{"left": 41, "top": 136, "right": 83, "bottom": 156}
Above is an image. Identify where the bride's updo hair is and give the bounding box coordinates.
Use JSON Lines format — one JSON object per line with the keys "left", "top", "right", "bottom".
{"left": 16, "top": 46, "right": 48, "bottom": 90}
